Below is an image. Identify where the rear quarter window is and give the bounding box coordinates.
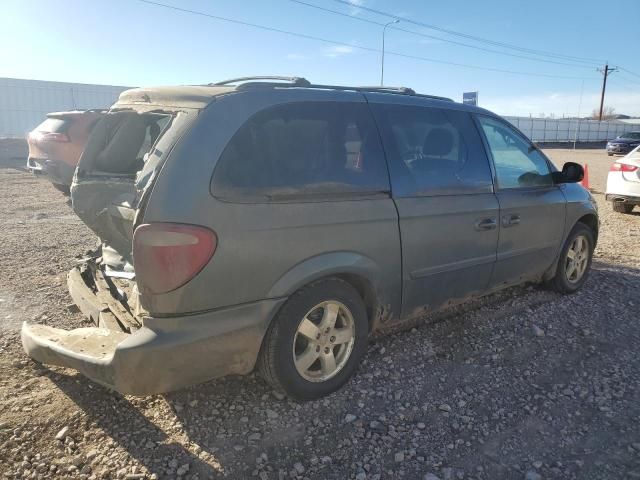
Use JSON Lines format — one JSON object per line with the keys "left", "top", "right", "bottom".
{"left": 211, "top": 101, "right": 390, "bottom": 202}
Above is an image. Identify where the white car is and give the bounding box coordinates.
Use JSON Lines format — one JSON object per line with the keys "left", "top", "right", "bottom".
{"left": 606, "top": 145, "right": 640, "bottom": 213}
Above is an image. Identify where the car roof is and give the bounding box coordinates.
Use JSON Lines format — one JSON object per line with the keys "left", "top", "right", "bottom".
{"left": 112, "top": 76, "right": 496, "bottom": 117}
{"left": 46, "top": 110, "right": 105, "bottom": 118}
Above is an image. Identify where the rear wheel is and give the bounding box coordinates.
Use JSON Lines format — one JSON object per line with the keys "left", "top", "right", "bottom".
{"left": 607, "top": 152, "right": 613, "bottom": 156}
{"left": 258, "top": 278, "right": 368, "bottom": 400}
{"left": 612, "top": 202, "right": 634, "bottom": 214}
{"left": 548, "top": 223, "right": 594, "bottom": 294}
{"left": 51, "top": 183, "right": 71, "bottom": 195}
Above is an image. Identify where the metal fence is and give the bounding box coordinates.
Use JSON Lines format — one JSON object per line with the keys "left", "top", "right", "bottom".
{"left": 0, "top": 77, "right": 130, "bottom": 137}
{"left": 503, "top": 116, "right": 635, "bottom": 143}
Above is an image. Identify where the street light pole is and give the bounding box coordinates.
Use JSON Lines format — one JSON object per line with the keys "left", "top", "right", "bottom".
{"left": 381, "top": 19, "right": 399, "bottom": 86}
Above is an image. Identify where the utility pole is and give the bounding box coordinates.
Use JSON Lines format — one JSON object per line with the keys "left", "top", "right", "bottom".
{"left": 597, "top": 63, "right": 618, "bottom": 121}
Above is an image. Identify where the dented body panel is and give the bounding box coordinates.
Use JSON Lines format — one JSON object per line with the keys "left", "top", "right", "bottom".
{"left": 21, "top": 80, "right": 599, "bottom": 396}
{"left": 22, "top": 261, "right": 285, "bottom": 395}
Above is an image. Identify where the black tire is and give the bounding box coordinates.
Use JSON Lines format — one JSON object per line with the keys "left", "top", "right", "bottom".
{"left": 607, "top": 152, "right": 613, "bottom": 157}
{"left": 548, "top": 223, "right": 595, "bottom": 294}
{"left": 258, "top": 277, "right": 368, "bottom": 400}
{"left": 612, "top": 202, "right": 634, "bottom": 214}
{"left": 52, "top": 183, "right": 71, "bottom": 196}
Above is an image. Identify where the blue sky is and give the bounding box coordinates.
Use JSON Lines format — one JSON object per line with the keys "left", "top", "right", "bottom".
{"left": 1, "top": 0, "right": 639, "bottom": 116}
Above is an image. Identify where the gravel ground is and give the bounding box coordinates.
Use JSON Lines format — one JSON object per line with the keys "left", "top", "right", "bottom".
{"left": 1, "top": 143, "right": 639, "bottom": 480}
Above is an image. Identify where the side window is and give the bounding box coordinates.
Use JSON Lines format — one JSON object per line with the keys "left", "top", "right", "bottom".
{"left": 211, "top": 102, "right": 389, "bottom": 201}
{"left": 477, "top": 116, "right": 552, "bottom": 189}
{"left": 371, "top": 104, "right": 493, "bottom": 196}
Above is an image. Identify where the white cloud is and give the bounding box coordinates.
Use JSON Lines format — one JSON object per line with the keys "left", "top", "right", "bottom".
{"left": 481, "top": 90, "right": 640, "bottom": 118}
{"left": 323, "top": 45, "right": 356, "bottom": 58}
{"left": 346, "top": 0, "right": 365, "bottom": 15}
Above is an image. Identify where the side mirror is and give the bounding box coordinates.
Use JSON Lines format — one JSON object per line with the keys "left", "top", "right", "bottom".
{"left": 552, "top": 162, "right": 584, "bottom": 184}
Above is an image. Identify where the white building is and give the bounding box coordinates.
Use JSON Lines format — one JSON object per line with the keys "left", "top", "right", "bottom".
{"left": 0, "top": 77, "right": 130, "bottom": 137}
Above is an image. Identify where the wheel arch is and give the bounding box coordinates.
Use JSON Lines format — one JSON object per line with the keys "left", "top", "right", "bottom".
{"left": 576, "top": 213, "right": 599, "bottom": 245}
{"left": 266, "top": 252, "right": 394, "bottom": 332}
{"left": 544, "top": 212, "right": 598, "bottom": 282}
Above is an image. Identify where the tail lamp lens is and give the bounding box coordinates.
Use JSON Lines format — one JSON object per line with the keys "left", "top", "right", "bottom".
{"left": 133, "top": 223, "right": 217, "bottom": 294}
{"left": 610, "top": 162, "right": 638, "bottom": 172}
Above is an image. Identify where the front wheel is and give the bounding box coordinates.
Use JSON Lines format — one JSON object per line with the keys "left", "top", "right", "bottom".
{"left": 548, "top": 223, "right": 594, "bottom": 294}
{"left": 612, "top": 202, "right": 634, "bottom": 214}
{"left": 258, "top": 278, "right": 368, "bottom": 400}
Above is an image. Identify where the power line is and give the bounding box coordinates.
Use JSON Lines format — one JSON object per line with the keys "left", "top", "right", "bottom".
{"left": 613, "top": 73, "right": 640, "bottom": 86}
{"left": 619, "top": 67, "right": 640, "bottom": 79}
{"left": 289, "top": 0, "right": 596, "bottom": 70}
{"left": 609, "top": 76, "right": 640, "bottom": 90}
{"left": 607, "top": 78, "right": 637, "bottom": 93}
{"left": 331, "top": 0, "right": 605, "bottom": 65}
{"left": 137, "top": 0, "right": 594, "bottom": 81}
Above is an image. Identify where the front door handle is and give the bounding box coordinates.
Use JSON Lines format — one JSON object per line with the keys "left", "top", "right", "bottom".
{"left": 475, "top": 217, "right": 497, "bottom": 231}
{"left": 502, "top": 214, "right": 521, "bottom": 227}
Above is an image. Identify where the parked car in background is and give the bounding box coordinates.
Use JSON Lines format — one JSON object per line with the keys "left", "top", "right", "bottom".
{"left": 27, "top": 110, "right": 103, "bottom": 193}
{"left": 606, "top": 131, "right": 640, "bottom": 156}
{"left": 606, "top": 145, "right": 640, "bottom": 213}
{"left": 22, "top": 77, "right": 598, "bottom": 400}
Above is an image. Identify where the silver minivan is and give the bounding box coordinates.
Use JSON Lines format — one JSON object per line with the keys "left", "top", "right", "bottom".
{"left": 22, "top": 77, "right": 598, "bottom": 400}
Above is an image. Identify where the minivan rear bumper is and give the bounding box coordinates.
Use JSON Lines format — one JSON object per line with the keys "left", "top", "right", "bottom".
{"left": 21, "top": 267, "right": 285, "bottom": 396}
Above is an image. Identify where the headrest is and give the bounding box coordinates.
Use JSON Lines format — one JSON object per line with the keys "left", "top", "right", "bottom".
{"left": 423, "top": 128, "right": 454, "bottom": 157}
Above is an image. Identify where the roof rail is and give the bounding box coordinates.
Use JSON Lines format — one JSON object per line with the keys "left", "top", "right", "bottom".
{"left": 356, "top": 86, "right": 416, "bottom": 95}
{"left": 211, "top": 76, "right": 311, "bottom": 87}
{"left": 355, "top": 86, "right": 452, "bottom": 102}
{"left": 304, "top": 83, "right": 453, "bottom": 102}
{"left": 208, "top": 77, "right": 453, "bottom": 102}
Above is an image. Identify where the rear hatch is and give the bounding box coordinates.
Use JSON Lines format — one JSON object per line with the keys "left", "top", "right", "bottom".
{"left": 72, "top": 110, "right": 175, "bottom": 271}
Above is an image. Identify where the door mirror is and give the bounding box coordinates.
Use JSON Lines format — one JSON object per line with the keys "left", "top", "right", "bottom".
{"left": 552, "top": 162, "right": 584, "bottom": 184}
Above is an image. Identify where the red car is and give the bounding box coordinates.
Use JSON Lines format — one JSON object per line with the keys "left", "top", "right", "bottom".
{"left": 27, "top": 110, "right": 103, "bottom": 193}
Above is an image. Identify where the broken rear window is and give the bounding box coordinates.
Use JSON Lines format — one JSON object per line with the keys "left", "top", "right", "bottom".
{"left": 36, "top": 117, "right": 68, "bottom": 133}
{"left": 83, "top": 112, "right": 171, "bottom": 175}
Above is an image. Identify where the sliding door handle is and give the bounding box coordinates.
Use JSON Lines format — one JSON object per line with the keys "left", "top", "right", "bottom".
{"left": 475, "top": 217, "right": 497, "bottom": 231}
{"left": 502, "top": 214, "right": 521, "bottom": 227}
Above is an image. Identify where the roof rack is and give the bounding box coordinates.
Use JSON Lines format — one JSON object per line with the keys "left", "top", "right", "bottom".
{"left": 208, "top": 76, "right": 453, "bottom": 102}
{"left": 307, "top": 83, "right": 453, "bottom": 102}
{"left": 211, "top": 76, "right": 311, "bottom": 87}
{"left": 356, "top": 86, "right": 416, "bottom": 95}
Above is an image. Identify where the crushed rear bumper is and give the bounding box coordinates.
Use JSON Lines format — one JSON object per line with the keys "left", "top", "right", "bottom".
{"left": 21, "top": 264, "right": 285, "bottom": 395}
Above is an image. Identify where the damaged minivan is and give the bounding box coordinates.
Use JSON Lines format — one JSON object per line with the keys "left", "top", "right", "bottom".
{"left": 22, "top": 77, "right": 598, "bottom": 400}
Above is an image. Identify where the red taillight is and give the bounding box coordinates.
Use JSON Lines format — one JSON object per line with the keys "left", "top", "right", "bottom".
{"left": 30, "top": 131, "right": 69, "bottom": 143}
{"left": 40, "top": 132, "right": 70, "bottom": 142}
{"left": 133, "top": 223, "right": 217, "bottom": 294}
{"left": 610, "top": 162, "right": 638, "bottom": 172}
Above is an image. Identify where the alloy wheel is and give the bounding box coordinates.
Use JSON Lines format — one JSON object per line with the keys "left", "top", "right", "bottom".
{"left": 565, "top": 235, "right": 589, "bottom": 283}
{"left": 292, "top": 301, "right": 356, "bottom": 382}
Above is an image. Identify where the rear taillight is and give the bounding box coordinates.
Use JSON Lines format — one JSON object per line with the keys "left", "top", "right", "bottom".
{"left": 31, "top": 131, "right": 70, "bottom": 143}
{"left": 44, "top": 132, "right": 70, "bottom": 142}
{"left": 133, "top": 223, "right": 217, "bottom": 294}
{"left": 610, "top": 162, "right": 638, "bottom": 172}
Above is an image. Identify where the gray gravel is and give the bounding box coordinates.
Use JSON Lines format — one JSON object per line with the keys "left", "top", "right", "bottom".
{"left": 1, "top": 145, "right": 639, "bottom": 479}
